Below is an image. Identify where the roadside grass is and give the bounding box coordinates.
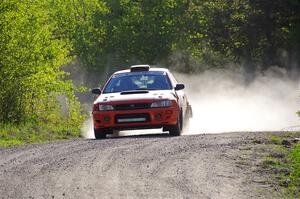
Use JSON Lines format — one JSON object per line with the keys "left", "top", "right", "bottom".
{"left": 261, "top": 132, "right": 300, "bottom": 198}
{"left": 0, "top": 122, "right": 81, "bottom": 148}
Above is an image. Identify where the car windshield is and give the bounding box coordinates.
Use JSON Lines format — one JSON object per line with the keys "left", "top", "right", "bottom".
{"left": 103, "top": 71, "right": 172, "bottom": 93}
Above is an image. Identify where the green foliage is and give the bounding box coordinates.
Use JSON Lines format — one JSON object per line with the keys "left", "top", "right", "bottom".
{"left": 65, "top": 0, "right": 190, "bottom": 69}
{"left": 263, "top": 134, "right": 300, "bottom": 198}
{"left": 287, "top": 144, "right": 300, "bottom": 196}
{"left": 55, "top": 0, "right": 299, "bottom": 74}
{"left": 0, "top": 0, "right": 85, "bottom": 144}
{"left": 45, "top": 0, "right": 109, "bottom": 69}
{"left": 271, "top": 135, "right": 283, "bottom": 145}
{"left": 0, "top": 121, "right": 81, "bottom": 148}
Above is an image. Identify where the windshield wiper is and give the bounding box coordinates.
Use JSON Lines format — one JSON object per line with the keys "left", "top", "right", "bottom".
{"left": 120, "top": 90, "right": 149, "bottom": 95}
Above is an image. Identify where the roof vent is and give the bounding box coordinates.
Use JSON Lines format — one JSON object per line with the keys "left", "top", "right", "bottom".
{"left": 130, "top": 65, "right": 150, "bottom": 72}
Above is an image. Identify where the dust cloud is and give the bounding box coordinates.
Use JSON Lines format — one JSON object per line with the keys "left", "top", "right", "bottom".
{"left": 176, "top": 67, "right": 300, "bottom": 134}
{"left": 81, "top": 117, "right": 94, "bottom": 139}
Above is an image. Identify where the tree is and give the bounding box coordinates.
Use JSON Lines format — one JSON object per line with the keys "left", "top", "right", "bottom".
{"left": 0, "top": 0, "right": 83, "bottom": 125}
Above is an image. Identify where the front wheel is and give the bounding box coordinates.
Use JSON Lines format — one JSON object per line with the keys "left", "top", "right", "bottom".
{"left": 168, "top": 124, "right": 181, "bottom": 136}
{"left": 94, "top": 128, "right": 107, "bottom": 139}
{"left": 166, "top": 112, "right": 183, "bottom": 136}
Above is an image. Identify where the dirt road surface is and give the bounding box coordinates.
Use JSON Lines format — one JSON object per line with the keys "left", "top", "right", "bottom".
{"left": 0, "top": 132, "right": 278, "bottom": 199}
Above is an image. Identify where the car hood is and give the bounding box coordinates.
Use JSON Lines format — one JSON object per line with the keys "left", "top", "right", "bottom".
{"left": 94, "top": 90, "right": 176, "bottom": 104}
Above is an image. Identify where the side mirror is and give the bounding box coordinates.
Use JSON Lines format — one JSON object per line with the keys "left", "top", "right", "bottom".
{"left": 175, "top": 83, "right": 185, "bottom": 91}
{"left": 91, "top": 88, "right": 101, "bottom": 95}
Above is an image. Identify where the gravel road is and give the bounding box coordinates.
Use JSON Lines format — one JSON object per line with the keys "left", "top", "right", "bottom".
{"left": 0, "top": 132, "right": 278, "bottom": 199}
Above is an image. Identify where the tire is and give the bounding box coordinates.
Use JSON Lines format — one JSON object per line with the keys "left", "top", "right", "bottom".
{"left": 94, "top": 128, "right": 107, "bottom": 139}
{"left": 168, "top": 111, "right": 183, "bottom": 136}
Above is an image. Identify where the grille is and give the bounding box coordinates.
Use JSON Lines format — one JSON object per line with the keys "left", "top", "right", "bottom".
{"left": 115, "top": 113, "right": 150, "bottom": 124}
{"left": 113, "top": 103, "right": 150, "bottom": 110}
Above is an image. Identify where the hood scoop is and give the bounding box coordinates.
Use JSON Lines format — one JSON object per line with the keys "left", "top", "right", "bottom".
{"left": 120, "top": 90, "right": 149, "bottom": 95}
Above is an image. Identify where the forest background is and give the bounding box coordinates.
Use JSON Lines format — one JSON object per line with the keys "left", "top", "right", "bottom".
{"left": 0, "top": 0, "right": 299, "bottom": 146}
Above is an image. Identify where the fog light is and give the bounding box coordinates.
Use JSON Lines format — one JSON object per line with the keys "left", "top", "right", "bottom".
{"left": 104, "top": 116, "right": 110, "bottom": 122}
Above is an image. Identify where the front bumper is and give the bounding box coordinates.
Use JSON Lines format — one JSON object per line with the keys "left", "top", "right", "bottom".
{"left": 92, "top": 106, "right": 178, "bottom": 130}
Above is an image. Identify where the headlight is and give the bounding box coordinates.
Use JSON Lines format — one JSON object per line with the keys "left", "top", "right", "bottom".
{"left": 150, "top": 100, "right": 172, "bottom": 108}
{"left": 99, "top": 104, "right": 114, "bottom": 111}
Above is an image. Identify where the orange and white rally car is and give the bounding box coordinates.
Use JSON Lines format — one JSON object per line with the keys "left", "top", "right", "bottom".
{"left": 92, "top": 65, "right": 192, "bottom": 139}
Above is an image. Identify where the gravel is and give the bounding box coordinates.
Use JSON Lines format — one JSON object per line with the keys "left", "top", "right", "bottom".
{"left": 0, "top": 132, "right": 279, "bottom": 199}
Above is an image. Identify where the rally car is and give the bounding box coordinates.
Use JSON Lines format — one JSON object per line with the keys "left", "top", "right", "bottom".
{"left": 92, "top": 65, "right": 192, "bottom": 139}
